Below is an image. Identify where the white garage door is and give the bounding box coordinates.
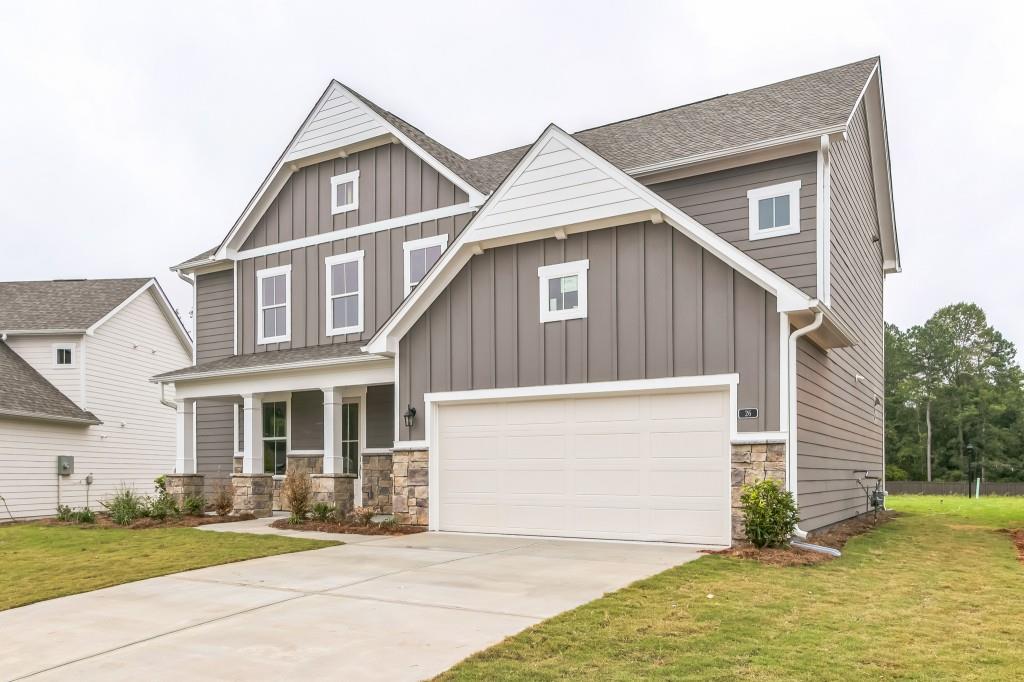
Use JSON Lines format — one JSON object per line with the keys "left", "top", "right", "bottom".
{"left": 436, "top": 388, "right": 730, "bottom": 545}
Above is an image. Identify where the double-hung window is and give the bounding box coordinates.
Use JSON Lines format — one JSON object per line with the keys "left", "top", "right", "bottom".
{"left": 262, "top": 401, "right": 287, "bottom": 475}
{"left": 331, "top": 170, "right": 359, "bottom": 215}
{"left": 403, "top": 233, "right": 448, "bottom": 296}
{"left": 257, "top": 265, "right": 291, "bottom": 344}
{"left": 747, "top": 180, "right": 801, "bottom": 240}
{"left": 538, "top": 259, "right": 589, "bottom": 323}
{"left": 326, "top": 251, "right": 364, "bottom": 335}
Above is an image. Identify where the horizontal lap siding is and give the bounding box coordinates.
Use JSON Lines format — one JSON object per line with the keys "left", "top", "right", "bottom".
{"left": 4, "top": 335, "right": 84, "bottom": 407}
{"left": 236, "top": 141, "right": 475, "bottom": 355}
{"left": 399, "top": 221, "right": 781, "bottom": 441}
{"left": 194, "top": 270, "right": 235, "bottom": 490}
{"left": 797, "top": 102, "right": 885, "bottom": 530}
{"left": 0, "top": 292, "right": 191, "bottom": 519}
{"left": 648, "top": 153, "right": 818, "bottom": 297}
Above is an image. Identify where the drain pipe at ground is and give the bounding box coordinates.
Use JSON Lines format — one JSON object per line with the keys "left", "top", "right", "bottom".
{"left": 786, "top": 309, "right": 841, "bottom": 557}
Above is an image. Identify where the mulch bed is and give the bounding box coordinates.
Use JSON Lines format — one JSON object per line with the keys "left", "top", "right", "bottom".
{"left": 270, "top": 518, "right": 426, "bottom": 536}
{"left": 40, "top": 513, "right": 256, "bottom": 530}
{"left": 708, "top": 510, "right": 896, "bottom": 566}
{"left": 1007, "top": 529, "right": 1024, "bottom": 564}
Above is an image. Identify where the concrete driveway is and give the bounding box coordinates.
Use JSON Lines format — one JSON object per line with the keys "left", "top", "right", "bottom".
{"left": 0, "top": 528, "right": 701, "bottom": 681}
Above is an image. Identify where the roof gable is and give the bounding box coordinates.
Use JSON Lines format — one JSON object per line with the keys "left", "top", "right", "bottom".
{"left": 0, "top": 278, "right": 151, "bottom": 332}
{"left": 0, "top": 341, "right": 99, "bottom": 425}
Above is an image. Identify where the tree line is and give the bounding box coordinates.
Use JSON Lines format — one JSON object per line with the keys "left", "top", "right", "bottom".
{"left": 885, "top": 303, "right": 1024, "bottom": 481}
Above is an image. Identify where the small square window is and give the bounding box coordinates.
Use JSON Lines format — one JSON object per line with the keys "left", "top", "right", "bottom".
{"left": 54, "top": 345, "right": 74, "bottom": 367}
{"left": 403, "top": 234, "right": 449, "bottom": 296}
{"left": 331, "top": 171, "right": 359, "bottom": 215}
{"left": 748, "top": 181, "right": 801, "bottom": 240}
{"left": 538, "top": 259, "right": 589, "bottom": 323}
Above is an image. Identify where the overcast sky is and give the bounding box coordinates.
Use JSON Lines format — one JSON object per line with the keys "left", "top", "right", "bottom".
{"left": 1, "top": 1, "right": 1020, "bottom": 350}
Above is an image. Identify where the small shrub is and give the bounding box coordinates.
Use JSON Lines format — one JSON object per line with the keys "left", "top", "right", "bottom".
{"left": 147, "top": 493, "right": 180, "bottom": 521}
{"left": 182, "top": 494, "right": 206, "bottom": 516}
{"left": 103, "top": 487, "right": 148, "bottom": 526}
{"left": 283, "top": 471, "right": 313, "bottom": 524}
{"left": 311, "top": 502, "right": 335, "bottom": 522}
{"left": 740, "top": 479, "right": 799, "bottom": 549}
{"left": 73, "top": 507, "right": 96, "bottom": 524}
{"left": 212, "top": 481, "right": 234, "bottom": 516}
{"left": 348, "top": 506, "right": 375, "bottom": 527}
{"left": 153, "top": 474, "right": 168, "bottom": 493}
{"left": 56, "top": 504, "right": 74, "bottom": 521}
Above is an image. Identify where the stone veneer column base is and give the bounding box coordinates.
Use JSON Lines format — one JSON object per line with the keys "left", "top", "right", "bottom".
{"left": 362, "top": 453, "right": 393, "bottom": 513}
{"left": 231, "top": 474, "right": 273, "bottom": 518}
{"left": 165, "top": 474, "right": 204, "bottom": 508}
{"left": 392, "top": 450, "right": 428, "bottom": 526}
{"left": 730, "top": 441, "right": 787, "bottom": 541}
{"left": 311, "top": 474, "right": 355, "bottom": 516}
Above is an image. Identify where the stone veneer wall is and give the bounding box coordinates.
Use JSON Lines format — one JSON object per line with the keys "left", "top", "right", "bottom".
{"left": 231, "top": 474, "right": 273, "bottom": 517}
{"left": 392, "top": 450, "right": 428, "bottom": 525}
{"left": 730, "top": 441, "right": 787, "bottom": 540}
{"left": 311, "top": 475, "right": 355, "bottom": 516}
{"left": 362, "top": 453, "right": 393, "bottom": 512}
{"left": 165, "top": 474, "right": 204, "bottom": 508}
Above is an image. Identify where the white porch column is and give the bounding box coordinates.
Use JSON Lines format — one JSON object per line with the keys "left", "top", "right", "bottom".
{"left": 241, "top": 393, "right": 263, "bottom": 474}
{"left": 174, "top": 399, "right": 195, "bottom": 474}
{"left": 322, "top": 387, "right": 344, "bottom": 474}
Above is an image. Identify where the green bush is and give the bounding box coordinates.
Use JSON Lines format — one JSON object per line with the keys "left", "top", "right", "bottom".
{"left": 103, "top": 487, "right": 148, "bottom": 526}
{"left": 740, "top": 479, "right": 799, "bottom": 549}
{"left": 147, "top": 493, "right": 180, "bottom": 521}
{"left": 73, "top": 507, "right": 96, "bottom": 524}
{"left": 311, "top": 502, "right": 335, "bottom": 522}
{"left": 153, "top": 474, "right": 168, "bottom": 493}
{"left": 182, "top": 494, "right": 206, "bottom": 516}
{"left": 56, "top": 505, "right": 74, "bottom": 521}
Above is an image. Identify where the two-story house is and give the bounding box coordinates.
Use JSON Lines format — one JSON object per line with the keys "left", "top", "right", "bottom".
{"left": 0, "top": 278, "right": 193, "bottom": 519}
{"left": 156, "top": 57, "right": 899, "bottom": 545}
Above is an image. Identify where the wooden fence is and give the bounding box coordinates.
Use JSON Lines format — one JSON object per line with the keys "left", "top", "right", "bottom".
{"left": 886, "top": 481, "right": 1024, "bottom": 496}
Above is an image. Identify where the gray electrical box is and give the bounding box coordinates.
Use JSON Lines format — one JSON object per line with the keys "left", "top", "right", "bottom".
{"left": 57, "top": 455, "right": 74, "bottom": 476}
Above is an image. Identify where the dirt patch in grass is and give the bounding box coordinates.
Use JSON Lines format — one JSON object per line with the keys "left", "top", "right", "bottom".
{"left": 1005, "top": 529, "right": 1024, "bottom": 564}
{"left": 708, "top": 511, "right": 896, "bottom": 566}
{"left": 39, "top": 514, "right": 256, "bottom": 530}
{"left": 270, "top": 518, "right": 426, "bottom": 535}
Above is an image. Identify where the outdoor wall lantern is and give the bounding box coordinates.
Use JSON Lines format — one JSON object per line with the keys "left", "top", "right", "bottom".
{"left": 403, "top": 404, "right": 417, "bottom": 428}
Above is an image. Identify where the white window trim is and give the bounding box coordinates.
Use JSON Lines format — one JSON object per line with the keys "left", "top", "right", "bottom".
{"left": 52, "top": 343, "right": 76, "bottom": 368}
{"left": 256, "top": 264, "right": 291, "bottom": 345}
{"left": 326, "top": 250, "right": 365, "bottom": 336}
{"left": 330, "top": 170, "right": 360, "bottom": 215}
{"left": 403, "top": 233, "right": 449, "bottom": 297}
{"left": 747, "top": 180, "right": 801, "bottom": 241}
{"left": 538, "top": 259, "right": 589, "bottom": 323}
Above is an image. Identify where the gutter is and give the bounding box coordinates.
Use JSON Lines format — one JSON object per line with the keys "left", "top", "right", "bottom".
{"left": 787, "top": 308, "right": 824, "bottom": 543}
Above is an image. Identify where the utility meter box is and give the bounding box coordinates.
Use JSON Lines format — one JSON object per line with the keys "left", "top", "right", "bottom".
{"left": 57, "top": 455, "right": 74, "bottom": 476}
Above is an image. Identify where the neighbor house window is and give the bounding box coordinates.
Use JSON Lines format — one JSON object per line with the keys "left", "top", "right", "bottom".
{"left": 262, "top": 401, "right": 287, "bottom": 475}
{"left": 538, "top": 259, "right": 589, "bottom": 323}
{"left": 326, "top": 250, "right": 364, "bottom": 335}
{"left": 747, "top": 180, "right": 801, "bottom": 240}
{"left": 53, "top": 344, "right": 75, "bottom": 368}
{"left": 403, "top": 233, "right": 448, "bottom": 296}
{"left": 256, "top": 265, "right": 291, "bottom": 344}
{"left": 330, "top": 170, "right": 359, "bottom": 215}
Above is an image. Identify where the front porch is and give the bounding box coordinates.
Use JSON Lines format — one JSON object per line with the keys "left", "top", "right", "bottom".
{"left": 157, "top": 346, "right": 402, "bottom": 519}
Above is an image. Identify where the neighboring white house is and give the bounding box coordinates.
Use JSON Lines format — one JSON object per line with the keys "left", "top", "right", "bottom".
{"left": 0, "top": 278, "right": 193, "bottom": 520}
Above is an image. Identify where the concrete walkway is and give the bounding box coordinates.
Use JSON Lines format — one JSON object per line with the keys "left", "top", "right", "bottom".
{"left": 0, "top": 521, "right": 702, "bottom": 681}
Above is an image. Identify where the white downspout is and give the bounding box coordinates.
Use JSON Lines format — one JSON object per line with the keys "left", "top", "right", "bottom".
{"left": 788, "top": 310, "right": 824, "bottom": 541}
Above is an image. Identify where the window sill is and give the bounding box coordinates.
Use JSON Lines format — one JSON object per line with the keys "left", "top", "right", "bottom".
{"left": 748, "top": 225, "right": 800, "bottom": 241}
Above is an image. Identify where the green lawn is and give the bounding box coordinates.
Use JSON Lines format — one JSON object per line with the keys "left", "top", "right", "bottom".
{"left": 0, "top": 523, "right": 336, "bottom": 611}
{"left": 439, "top": 495, "right": 1024, "bottom": 681}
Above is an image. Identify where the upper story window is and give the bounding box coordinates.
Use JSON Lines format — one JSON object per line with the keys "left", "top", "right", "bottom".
{"left": 538, "top": 259, "right": 589, "bottom": 323}
{"left": 403, "top": 234, "right": 448, "bottom": 296}
{"left": 331, "top": 170, "right": 359, "bottom": 215}
{"left": 53, "top": 343, "right": 75, "bottom": 368}
{"left": 256, "top": 264, "right": 291, "bottom": 344}
{"left": 326, "top": 250, "right": 364, "bottom": 335}
{"left": 747, "top": 180, "right": 801, "bottom": 240}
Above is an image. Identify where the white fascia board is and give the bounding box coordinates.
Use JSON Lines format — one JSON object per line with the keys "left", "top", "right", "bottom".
{"left": 365, "top": 125, "right": 813, "bottom": 353}
{"left": 216, "top": 81, "right": 485, "bottom": 258}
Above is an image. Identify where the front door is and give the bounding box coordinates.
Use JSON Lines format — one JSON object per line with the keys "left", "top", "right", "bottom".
{"left": 262, "top": 401, "right": 287, "bottom": 475}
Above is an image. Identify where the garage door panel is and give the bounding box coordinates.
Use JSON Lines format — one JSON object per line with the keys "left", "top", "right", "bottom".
{"left": 437, "top": 388, "right": 729, "bottom": 545}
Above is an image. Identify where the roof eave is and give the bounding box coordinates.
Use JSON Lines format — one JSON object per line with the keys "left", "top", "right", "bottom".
{"left": 152, "top": 352, "right": 389, "bottom": 384}
{"left": 0, "top": 408, "right": 101, "bottom": 426}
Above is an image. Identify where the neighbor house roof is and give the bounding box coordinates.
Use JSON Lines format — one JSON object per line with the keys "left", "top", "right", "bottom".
{"left": 153, "top": 341, "right": 376, "bottom": 382}
{"left": 0, "top": 341, "right": 100, "bottom": 424}
{"left": 0, "top": 278, "right": 152, "bottom": 332}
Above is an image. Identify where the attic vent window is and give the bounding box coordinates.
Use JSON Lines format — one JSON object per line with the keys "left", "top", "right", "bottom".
{"left": 53, "top": 344, "right": 75, "bottom": 367}
{"left": 331, "top": 170, "right": 359, "bottom": 215}
{"left": 747, "top": 180, "right": 801, "bottom": 240}
{"left": 538, "top": 260, "right": 589, "bottom": 323}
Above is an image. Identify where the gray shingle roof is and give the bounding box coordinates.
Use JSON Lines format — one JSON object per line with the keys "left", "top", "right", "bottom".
{"left": 154, "top": 341, "right": 370, "bottom": 381}
{"left": 0, "top": 278, "right": 151, "bottom": 332}
{"left": 466, "top": 57, "right": 879, "bottom": 189}
{"left": 0, "top": 342, "right": 100, "bottom": 424}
